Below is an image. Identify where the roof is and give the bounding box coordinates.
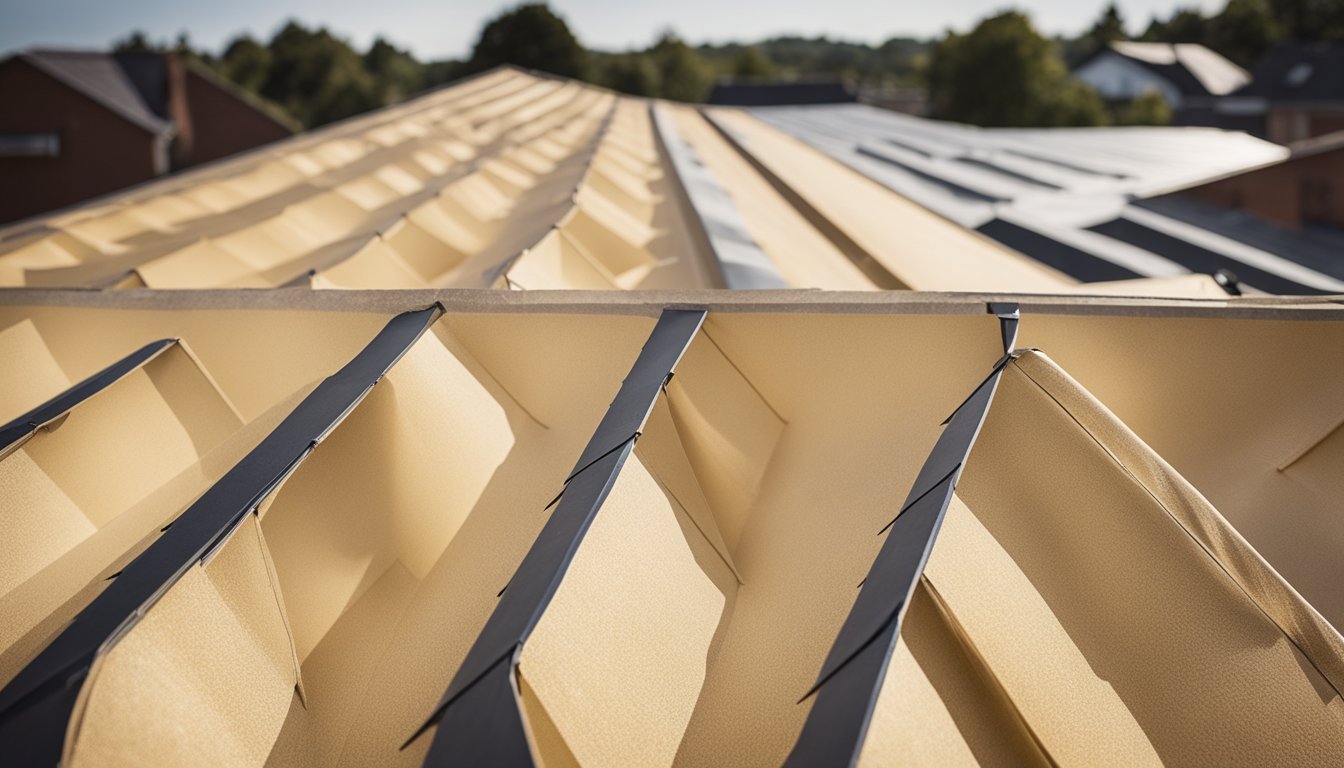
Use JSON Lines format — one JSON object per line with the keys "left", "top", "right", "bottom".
{"left": 1234, "top": 41, "right": 1344, "bottom": 102}
{"left": 1084, "top": 41, "right": 1250, "bottom": 97}
{"left": 747, "top": 101, "right": 1343, "bottom": 293}
{"left": 707, "top": 80, "right": 856, "bottom": 106}
{"left": 2, "top": 67, "right": 1337, "bottom": 296}
{"left": 1289, "top": 128, "right": 1344, "bottom": 159}
{"left": 0, "top": 288, "right": 1341, "bottom": 765}
{"left": 183, "top": 59, "right": 300, "bottom": 133}
{"left": 16, "top": 49, "right": 173, "bottom": 135}
{"left": 2, "top": 63, "right": 1344, "bottom": 768}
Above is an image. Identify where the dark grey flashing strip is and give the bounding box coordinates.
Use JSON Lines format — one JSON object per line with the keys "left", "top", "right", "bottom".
{"left": 0, "top": 337, "right": 175, "bottom": 458}
{"left": 651, "top": 105, "right": 790, "bottom": 290}
{"left": 566, "top": 309, "right": 707, "bottom": 477}
{"left": 783, "top": 303, "right": 1019, "bottom": 768}
{"left": 0, "top": 304, "right": 441, "bottom": 767}
{"left": 409, "top": 308, "right": 706, "bottom": 765}
{"left": 854, "top": 144, "right": 1007, "bottom": 204}
{"left": 1087, "top": 216, "right": 1330, "bottom": 296}
{"left": 976, "top": 219, "right": 1142, "bottom": 283}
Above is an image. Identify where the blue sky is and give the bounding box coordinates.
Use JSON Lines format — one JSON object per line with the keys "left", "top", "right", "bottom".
{"left": 4, "top": 0, "right": 1225, "bottom": 60}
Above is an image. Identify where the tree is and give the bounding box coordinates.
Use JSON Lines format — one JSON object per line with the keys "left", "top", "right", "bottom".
{"left": 1141, "top": 8, "right": 1208, "bottom": 43}
{"left": 1208, "top": 0, "right": 1282, "bottom": 67}
{"left": 1115, "top": 89, "right": 1172, "bottom": 125}
{"left": 261, "top": 22, "right": 378, "bottom": 127}
{"left": 731, "top": 46, "right": 776, "bottom": 79}
{"left": 113, "top": 31, "right": 158, "bottom": 53}
{"left": 365, "top": 37, "right": 423, "bottom": 104}
{"left": 1081, "top": 3, "right": 1128, "bottom": 55}
{"left": 1268, "top": 0, "right": 1338, "bottom": 39}
{"left": 422, "top": 59, "right": 467, "bottom": 88}
{"left": 220, "top": 35, "right": 272, "bottom": 92}
{"left": 927, "top": 12, "right": 1108, "bottom": 127}
{"left": 649, "top": 33, "right": 714, "bottom": 102}
{"left": 597, "top": 54, "right": 661, "bottom": 97}
{"left": 467, "top": 3, "right": 590, "bottom": 80}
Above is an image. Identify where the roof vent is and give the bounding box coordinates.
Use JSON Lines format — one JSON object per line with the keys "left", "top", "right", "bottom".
{"left": 1286, "top": 62, "right": 1313, "bottom": 88}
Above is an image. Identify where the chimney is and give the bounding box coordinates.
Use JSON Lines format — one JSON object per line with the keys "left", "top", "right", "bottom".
{"left": 165, "top": 51, "right": 194, "bottom": 168}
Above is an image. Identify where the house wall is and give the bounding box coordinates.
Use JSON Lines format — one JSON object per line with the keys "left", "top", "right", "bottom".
{"left": 180, "top": 69, "right": 291, "bottom": 168}
{"left": 1179, "top": 143, "right": 1344, "bottom": 231}
{"left": 1267, "top": 106, "right": 1344, "bottom": 144}
{"left": 0, "top": 59, "right": 158, "bottom": 225}
{"left": 1074, "top": 53, "right": 1183, "bottom": 107}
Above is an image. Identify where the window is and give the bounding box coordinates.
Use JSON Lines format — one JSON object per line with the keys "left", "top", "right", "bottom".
{"left": 0, "top": 133, "right": 60, "bottom": 157}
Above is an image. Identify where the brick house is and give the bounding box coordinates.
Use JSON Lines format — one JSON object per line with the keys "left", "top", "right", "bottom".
{"left": 0, "top": 50, "right": 293, "bottom": 224}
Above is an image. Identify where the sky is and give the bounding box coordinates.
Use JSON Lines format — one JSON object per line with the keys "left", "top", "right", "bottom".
{"left": 3, "top": 0, "right": 1227, "bottom": 60}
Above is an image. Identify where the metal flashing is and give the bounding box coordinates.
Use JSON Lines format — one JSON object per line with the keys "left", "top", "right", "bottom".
{"left": 411, "top": 308, "right": 706, "bottom": 765}
{"left": 783, "top": 303, "right": 1018, "bottom": 767}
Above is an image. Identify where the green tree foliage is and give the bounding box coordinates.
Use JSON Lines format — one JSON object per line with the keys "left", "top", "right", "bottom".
{"left": 595, "top": 54, "right": 661, "bottom": 97}
{"left": 466, "top": 3, "right": 590, "bottom": 80}
{"left": 649, "top": 33, "right": 715, "bottom": 102}
{"left": 365, "top": 37, "right": 423, "bottom": 105}
{"left": 1135, "top": 0, "right": 1344, "bottom": 71}
{"left": 1269, "top": 0, "right": 1344, "bottom": 41}
{"left": 1115, "top": 89, "right": 1173, "bottom": 125}
{"left": 422, "top": 59, "right": 468, "bottom": 89}
{"left": 1082, "top": 3, "right": 1129, "bottom": 55}
{"left": 219, "top": 36, "right": 272, "bottom": 92}
{"left": 731, "top": 46, "right": 777, "bottom": 79}
{"left": 696, "top": 36, "right": 929, "bottom": 86}
{"left": 112, "top": 31, "right": 157, "bottom": 54}
{"left": 258, "top": 22, "right": 378, "bottom": 127}
{"left": 1141, "top": 8, "right": 1210, "bottom": 43}
{"left": 1208, "top": 0, "right": 1283, "bottom": 67}
{"left": 928, "top": 12, "right": 1108, "bottom": 127}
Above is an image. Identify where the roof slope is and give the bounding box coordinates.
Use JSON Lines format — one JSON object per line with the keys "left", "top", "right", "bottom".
{"left": 0, "top": 66, "right": 1339, "bottom": 296}
{"left": 18, "top": 50, "right": 172, "bottom": 135}
{"left": 1235, "top": 41, "right": 1344, "bottom": 101}
{"left": 0, "top": 290, "right": 1341, "bottom": 766}
{"left": 747, "top": 102, "right": 1344, "bottom": 294}
{"left": 1101, "top": 41, "right": 1250, "bottom": 97}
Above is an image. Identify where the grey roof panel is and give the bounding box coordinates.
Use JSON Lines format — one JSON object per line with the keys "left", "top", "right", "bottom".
{"left": 749, "top": 102, "right": 1344, "bottom": 293}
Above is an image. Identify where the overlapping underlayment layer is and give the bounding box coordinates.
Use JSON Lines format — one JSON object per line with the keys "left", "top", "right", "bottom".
{"left": 5, "top": 67, "right": 1334, "bottom": 296}
{"left": 0, "top": 289, "right": 1339, "bottom": 767}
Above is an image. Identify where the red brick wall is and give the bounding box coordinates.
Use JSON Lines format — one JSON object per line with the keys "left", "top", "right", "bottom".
{"left": 1267, "top": 107, "right": 1344, "bottom": 144}
{"left": 0, "top": 59, "right": 158, "bottom": 224}
{"left": 1181, "top": 143, "right": 1344, "bottom": 231}
{"left": 180, "top": 69, "right": 291, "bottom": 168}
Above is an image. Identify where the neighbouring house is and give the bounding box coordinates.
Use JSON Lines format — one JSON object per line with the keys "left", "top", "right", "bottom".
{"left": 707, "top": 79, "right": 856, "bottom": 107}
{"left": 856, "top": 85, "right": 927, "bottom": 116}
{"left": 1215, "top": 42, "right": 1344, "bottom": 144}
{"left": 1174, "top": 130, "right": 1344, "bottom": 232}
{"left": 0, "top": 49, "right": 294, "bottom": 224}
{"left": 1072, "top": 41, "right": 1249, "bottom": 125}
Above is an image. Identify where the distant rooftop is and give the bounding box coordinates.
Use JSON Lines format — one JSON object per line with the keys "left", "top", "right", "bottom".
{"left": 17, "top": 49, "right": 174, "bottom": 135}
{"left": 1235, "top": 41, "right": 1344, "bottom": 102}
{"left": 707, "top": 80, "right": 855, "bottom": 107}
{"left": 1102, "top": 42, "right": 1250, "bottom": 97}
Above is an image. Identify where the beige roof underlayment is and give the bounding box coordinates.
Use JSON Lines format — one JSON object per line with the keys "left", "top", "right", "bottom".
{"left": 0, "top": 288, "right": 1340, "bottom": 766}
{"left": 0, "top": 61, "right": 1342, "bottom": 768}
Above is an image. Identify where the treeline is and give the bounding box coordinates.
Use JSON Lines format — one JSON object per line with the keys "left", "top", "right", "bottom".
{"left": 113, "top": 5, "right": 928, "bottom": 129}
{"left": 116, "top": 25, "right": 426, "bottom": 128}
{"left": 456, "top": 5, "right": 928, "bottom": 102}
{"left": 931, "top": 0, "right": 1344, "bottom": 128}
{"left": 1082, "top": 0, "right": 1344, "bottom": 68}
{"left": 114, "top": 0, "right": 1344, "bottom": 132}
